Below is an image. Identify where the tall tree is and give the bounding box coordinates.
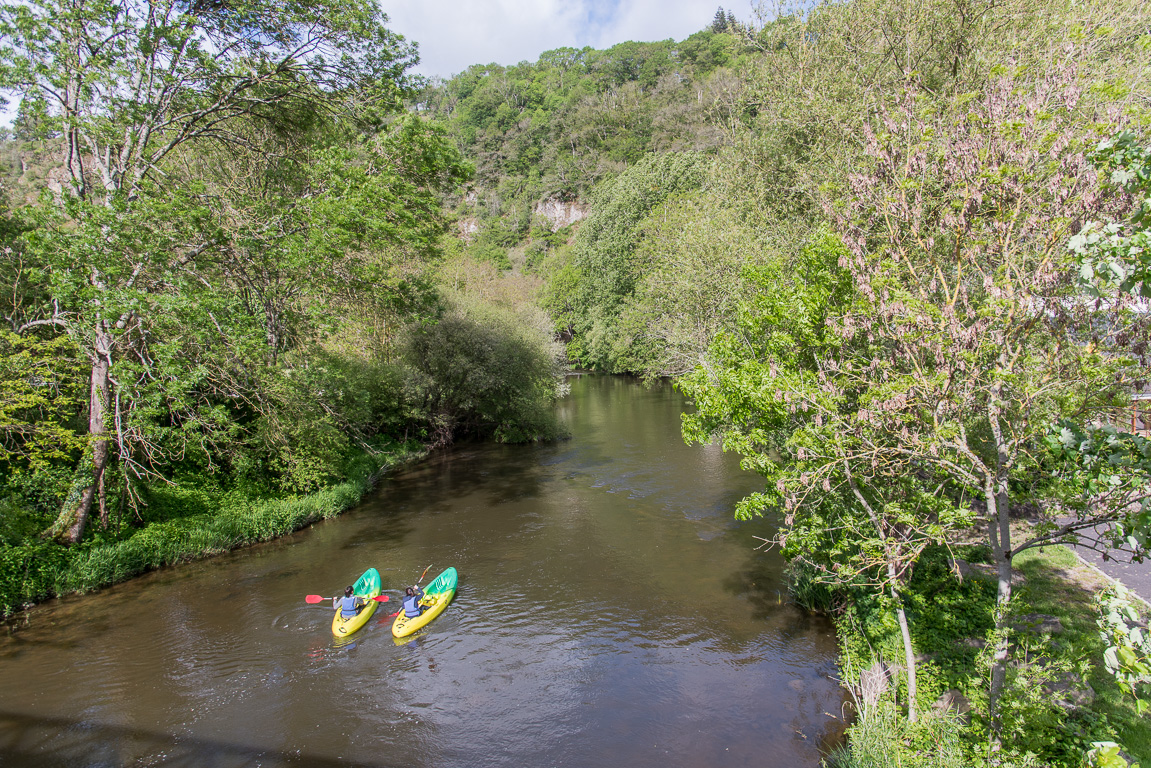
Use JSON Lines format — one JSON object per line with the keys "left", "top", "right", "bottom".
{"left": 711, "top": 7, "right": 730, "bottom": 33}
{"left": 682, "top": 65, "right": 1147, "bottom": 748}
{"left": 0, "top": 0, "right": 418, "bottom": 543}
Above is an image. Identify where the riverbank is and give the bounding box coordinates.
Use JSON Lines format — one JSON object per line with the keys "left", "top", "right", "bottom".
{"left": 822, "top": 540, "right": 1151, "bottom": 767}
{"left": 0, "top": 440, "right": 428, "bottom": 618}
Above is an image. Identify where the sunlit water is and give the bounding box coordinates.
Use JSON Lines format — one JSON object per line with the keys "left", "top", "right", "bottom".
{"left": 0, "top": 375, "right": 844, "bottom": 767}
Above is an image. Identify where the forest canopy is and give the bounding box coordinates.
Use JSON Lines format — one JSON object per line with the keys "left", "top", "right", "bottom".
{"left": 1, "top": 0, "right": 1150, "bottom": 762}
{"left": 0, "top": 0, "right": 566, "bottom": 586}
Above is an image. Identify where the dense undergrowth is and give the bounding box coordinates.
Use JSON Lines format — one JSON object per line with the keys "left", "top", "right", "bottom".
{"left": 800, "top": 544, "right": 1151, "bottom": 767}
{"left": 0, "top": 440, "right": 424, "bottom": 617}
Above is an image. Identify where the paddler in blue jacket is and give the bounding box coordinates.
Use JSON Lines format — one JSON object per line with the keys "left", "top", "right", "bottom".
{"left": 402, "top": 585, "right": 426, "bottom": 618}
{"left": 333, "top": 585, "right": 365, "bottom": 618}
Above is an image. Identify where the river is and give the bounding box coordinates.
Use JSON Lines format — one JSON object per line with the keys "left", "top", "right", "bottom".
{"left": 0, "top": 374, "right": 844, "bottom": 767}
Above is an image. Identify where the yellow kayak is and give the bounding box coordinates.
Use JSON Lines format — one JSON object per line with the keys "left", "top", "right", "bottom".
{"left": 331, "top": 567, "right": 381, "bottom": 638}
{"left": 392, "top": 567, "right": 457, "bottom": 638}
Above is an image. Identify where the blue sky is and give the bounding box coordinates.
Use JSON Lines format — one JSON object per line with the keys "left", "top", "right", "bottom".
{"left": 381, "top": 0, "right": 750, "bottom": 79}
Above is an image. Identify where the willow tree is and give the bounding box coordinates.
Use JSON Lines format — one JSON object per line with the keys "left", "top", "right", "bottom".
{"left": 0, "top": 0, "right": 418, "bottom": 542}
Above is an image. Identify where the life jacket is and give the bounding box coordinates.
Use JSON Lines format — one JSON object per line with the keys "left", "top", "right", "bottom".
{"left": 340, "top": 595, "right": 359, "bottom": 617}
{"left": 403, "top": 594, "right": 422, "bottom": 618}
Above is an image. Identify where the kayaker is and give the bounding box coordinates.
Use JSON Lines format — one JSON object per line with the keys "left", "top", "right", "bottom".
{"left": 333, "top": 586, "right": 365, "bottom": 618}
{"left": 402, "top": 585, "right": 426, "bottom": 618}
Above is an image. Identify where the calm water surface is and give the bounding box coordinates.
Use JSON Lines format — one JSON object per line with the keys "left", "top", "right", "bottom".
{"left": 0, "top": 375, "right": 844, "bottom": 767}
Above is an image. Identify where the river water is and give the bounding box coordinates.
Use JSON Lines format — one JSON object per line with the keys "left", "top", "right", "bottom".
{"left": 0, "top": 375, "right": 844, "bottom": 767}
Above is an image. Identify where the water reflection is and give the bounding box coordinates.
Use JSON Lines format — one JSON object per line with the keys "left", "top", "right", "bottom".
{"left": 0, "top": 709, "right": 387, "bottom": 768}
{"left": 0, "top": 375, "right": 845, "bottom": 767}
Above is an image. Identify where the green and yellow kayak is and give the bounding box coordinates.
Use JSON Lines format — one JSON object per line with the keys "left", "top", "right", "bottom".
{"left": 392, "top": 567, "right": 457, "bottom": 638}
{"left": 331, "top": 567, "right": 381, "bottom": 638}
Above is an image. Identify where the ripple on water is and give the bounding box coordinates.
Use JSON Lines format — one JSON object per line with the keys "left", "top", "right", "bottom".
{"left": 0, "top": 376, "right": 844, "bottom": 768}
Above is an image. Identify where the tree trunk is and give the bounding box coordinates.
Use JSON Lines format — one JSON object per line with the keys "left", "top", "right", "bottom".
{"left": 892, "top": 583, "right": 918, "bottom": 723}
{"left": 845, "top": 462, "right": 918, "bottom": 722}
{"left": 986, "top": 397, "right": 1015, "bottom": 758}
{"left": 986, "top": 492, "right": 1012, "bottom": 756}
{"left": 45, "top": 331, "right": 112, "bottom": 544}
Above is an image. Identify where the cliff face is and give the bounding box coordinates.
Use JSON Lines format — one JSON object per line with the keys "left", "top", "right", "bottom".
{"left": 533, "top": 196, "right": 588, "bottom": 231}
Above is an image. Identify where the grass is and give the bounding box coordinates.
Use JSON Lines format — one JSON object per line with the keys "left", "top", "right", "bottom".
{"left": 823, "top": 701, "right": 969, "bottom": 768}
{"left": 819, "top": 540, "right": 1151, "bottom": 767}
{"left": 1012, "top": 545, "right": 1151, "bottom": 763}
{"left": 0, "top": 441, "right": 426, "bottom": 617}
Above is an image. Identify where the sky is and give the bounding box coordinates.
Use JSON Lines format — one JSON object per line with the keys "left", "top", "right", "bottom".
{"left": 0, "top": 1, "right": 748, "bottom": 125}
{"left": 381, "top": 0, "right": 751, "bottom": 79}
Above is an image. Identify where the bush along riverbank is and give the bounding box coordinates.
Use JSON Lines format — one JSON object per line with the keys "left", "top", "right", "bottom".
{"left": 803, "top": 540, "right": 1151, "bottom": 768}
{"left": 0, "top": 439, "right": 426, "bottom": 618}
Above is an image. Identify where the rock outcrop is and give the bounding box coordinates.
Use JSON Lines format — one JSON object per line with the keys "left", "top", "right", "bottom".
{"left": 533, "top": 196, "right": 588, "bottom": 231}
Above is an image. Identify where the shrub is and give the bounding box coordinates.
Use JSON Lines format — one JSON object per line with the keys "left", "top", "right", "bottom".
{"left": 401, "top": 298, "right": 567, "bottom": 445}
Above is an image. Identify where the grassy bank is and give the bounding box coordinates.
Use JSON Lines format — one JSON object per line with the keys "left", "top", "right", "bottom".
{"left": 815, "top": 542, "right": 1150, "bottom": 767}
{"left": 0, "top": 440, "right": 426, "bottom": 618}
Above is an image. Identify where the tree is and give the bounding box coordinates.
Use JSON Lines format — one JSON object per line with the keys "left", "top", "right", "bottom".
{"left": 10, "top": 92, "right": 53, "bottom": 141}
{"left": 679, "top": 232, "right": 971, "bottom": 722}
{"left": 0, "top": 0, "right": 419, "bottom": 543}
{"left": 679, "top": 64, "right": 1146, "bottom": 748}
{"left": 815, "top": 73, "right": 1146, "bottom": 750}
{"left": 400, "top": 297, "right": 565, "bottom": 446}
{"left": 554, "top": 151, "right": 706, "bottom": 371}
{"left": 198, "top": 113, "right": 470, "bottom": 362}
{"left": 1071, "top": 131, "right": 1151, "bottom": 299}
{"left": 0, "top": 0, "right": 415, "bottom": 203}
{"left": 711, "top": 7, "right": 730, "bottom": 33}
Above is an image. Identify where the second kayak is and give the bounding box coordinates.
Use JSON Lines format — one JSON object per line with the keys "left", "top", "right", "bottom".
{"left": 392, "top": 567, "right": 457, "bottom": 638}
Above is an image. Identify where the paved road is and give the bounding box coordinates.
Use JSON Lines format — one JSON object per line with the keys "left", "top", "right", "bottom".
{"left": 1070, "top": 536, "right": 1151, "bottom": 606}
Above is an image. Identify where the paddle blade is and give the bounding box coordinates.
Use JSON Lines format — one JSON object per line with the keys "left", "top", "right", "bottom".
{"left": 305, "top": 595, "right": 326, "bottom": 604}
{"left": 371, "top": 595, "right": 389, "bottom": 603}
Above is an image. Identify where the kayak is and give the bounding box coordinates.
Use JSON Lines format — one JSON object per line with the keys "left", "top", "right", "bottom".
{"left": 331, "top": 567, "right": 381, "bottom": 638}
{"left": 392, "top": 567, "right": 457, "bottom": 638}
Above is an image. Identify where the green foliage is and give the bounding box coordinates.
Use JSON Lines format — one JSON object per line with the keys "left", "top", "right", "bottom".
{"left": 423, "top": 36, "right": 733, "bottom": 199}
{"left": 0, "top": 0, "right": 542, "bottom": 591}
{"left": 833, "top": 546, "right": 994, "bottom": 681}
{"left": 467, "top": 233, "right": 515, "bottom": 271}
{"left": 420, "top": 29, "right": 742, "bottom": 270}
{"left": 0, "top": 535, "right": 69, "bottom": 614}
{"left": 829, "top": 544, "right": 1151, "bottom": 767}
{"left": 1097, "top": 584, "right": 1151, "bottom": 715}
{"left": 556, "top": 152, "right": 707, "bottom": 370}
{"left": 0, "top": 330, "right": 85, "bottom": 470}
{"left": 1087, "top": 742, "right": 1142, "bottom": 768}
{"left": 1071, "top": 131, "right": 1151, "bottom": 298}
{"left": 400, "top": 298, "right": 567, "bottom": 445}
{"left": 783, "top": 559, "right": 839, "bottom": 613}
{"left": 824, "top": 702, "right": 968, "bottom": 768}
{"left": 0, "top": 0, "right": 418, "bottom": 203}
{"left": 1046, "top": 421, "right": 1151, "bottom": 558}
{"left": 0, "top": 441, "right": 421, "bottom": 616}
{"left": 251, "top": 349, "right": 409, "bottom": 493}
{"left": 11, "top": 92, "right": 53, "bottom": 141}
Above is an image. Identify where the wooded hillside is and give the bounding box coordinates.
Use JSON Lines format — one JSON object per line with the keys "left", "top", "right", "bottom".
{"left": 424, "top": 1, "right": 1151, "bottom": 763}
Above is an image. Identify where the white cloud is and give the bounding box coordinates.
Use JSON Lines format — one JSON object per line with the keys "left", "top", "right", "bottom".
{"left": 380, "top": 0, "right": 748, "bottom": 78}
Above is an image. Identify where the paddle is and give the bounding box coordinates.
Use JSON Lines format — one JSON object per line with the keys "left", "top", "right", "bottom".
{"left": 304, "top": 594, "right": 389, "bottom": 604}
{"left": 392, "top": 565, "right": 434, "bottom": 620}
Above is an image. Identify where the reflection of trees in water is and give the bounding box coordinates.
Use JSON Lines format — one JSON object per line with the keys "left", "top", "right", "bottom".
{"left": 0, "top": 709, "right": 386, "bottom": 768}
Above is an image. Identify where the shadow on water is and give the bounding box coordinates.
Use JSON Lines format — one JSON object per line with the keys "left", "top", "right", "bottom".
{"left": 375, "top": 441, "right": 555, "bottom": 513}
{"left": 0, "top": 710, "right": 395, "bottom": 768}
{"left": 0, "top": 376, "right": 848, "bottom": 768}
